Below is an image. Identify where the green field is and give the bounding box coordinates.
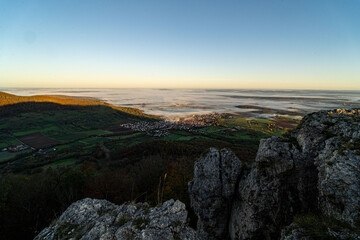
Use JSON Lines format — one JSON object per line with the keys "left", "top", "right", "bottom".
{"left": 0, "top": 103, "right": 299, "bottom": 172}
{"left": 0, "top": 152, "right": 16, "bottom": 162}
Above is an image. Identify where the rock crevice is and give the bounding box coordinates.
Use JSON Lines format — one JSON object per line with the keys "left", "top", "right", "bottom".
{"left": 35, "top": 198, "right": 197, "bottom": 240}
{"left": 189, "top": 109, "right": 360, "bottom": 240}
{"left": 188, "top": 148, "right": 243, "bottom": 240}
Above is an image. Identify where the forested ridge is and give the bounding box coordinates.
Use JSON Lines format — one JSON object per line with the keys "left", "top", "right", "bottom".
{"left": 0, "top": 92, "right": 156, "bottom": 118}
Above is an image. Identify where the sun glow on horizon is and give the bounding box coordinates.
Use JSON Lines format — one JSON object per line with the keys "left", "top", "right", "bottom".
{"left": 1, "top": 0, "right": 359, "bottom": 90}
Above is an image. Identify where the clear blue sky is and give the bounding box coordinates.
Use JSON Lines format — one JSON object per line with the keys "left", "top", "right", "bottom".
{"left": 0, "top": 0, "right": 359, "bottom": 89}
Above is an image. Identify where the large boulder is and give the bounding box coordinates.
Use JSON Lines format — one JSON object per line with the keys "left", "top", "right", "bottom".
{"left": 295, "top": 109, "right": 360, "bottom": 225}
{"left": 188, "top": 148, "right": 242, "bottom": 240}
{"left": 231, "top": 109, "right": 360, "bottom": 239}
{"left": 229, "top": 136, "right": 306, "bottom": 240}
{"left": 34, "top": 198, "right": 197, "bottom": 240}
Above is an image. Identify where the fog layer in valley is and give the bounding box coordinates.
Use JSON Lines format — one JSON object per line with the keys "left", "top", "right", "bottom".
{"left": 2, "top": 88, "right": 359, "bottom": 119}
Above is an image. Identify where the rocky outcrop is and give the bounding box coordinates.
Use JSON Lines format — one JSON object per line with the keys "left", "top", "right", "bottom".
{"left": 189, "top": 108, "right": 360, "bottom": 239}
{"left": 188, "top": 148, "right": 242, "bottom": 239}
{"left": 36, "top": 109, "right": 360, "bottom": 240}
{"left": 228, "top": 137, "right": 306, "bottom": 240}
{"left": 35, "top": 198, "right": 196, "bottom": 240}
{"left": 299, "top": 109, "right": 360, "bottom": 225}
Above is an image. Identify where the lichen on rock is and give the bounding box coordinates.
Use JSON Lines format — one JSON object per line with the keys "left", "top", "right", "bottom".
{"left": 34, "top": 198, "right": 197, "bottom": 240}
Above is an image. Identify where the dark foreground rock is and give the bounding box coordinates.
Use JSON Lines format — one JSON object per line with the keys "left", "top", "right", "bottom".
{"left": 34, "top": 198, "right": 196, "bottom": 240}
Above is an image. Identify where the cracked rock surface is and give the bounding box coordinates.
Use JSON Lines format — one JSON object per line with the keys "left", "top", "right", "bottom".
{"left": 188, "top": 148, "right": 242, "bottom": 240}
{"left": 34, "top": 198, "right": 197, "bottom": 240}
{"left": 189, "top": 109, "right": 360, "bottom": 240}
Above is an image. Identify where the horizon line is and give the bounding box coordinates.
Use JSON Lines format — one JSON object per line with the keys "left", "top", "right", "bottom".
{"left": 2, "top": 87, "right": 360, "bottom": 92}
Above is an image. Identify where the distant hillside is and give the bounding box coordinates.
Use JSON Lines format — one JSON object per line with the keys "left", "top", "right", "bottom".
{"left": 0, "top": 91, "right": 157, "bottom": 119}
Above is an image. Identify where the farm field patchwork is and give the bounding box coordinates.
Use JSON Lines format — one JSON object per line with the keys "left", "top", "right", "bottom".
{"left": 0, "top": 101, "right": 299, "bottom": 173}
{"left": 17, "top": 132, "right": 61, "bottom": 149}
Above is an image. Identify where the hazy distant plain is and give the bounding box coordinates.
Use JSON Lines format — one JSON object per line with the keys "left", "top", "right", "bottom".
{"left": 2, "top": 88, "right": 359, "bottom": 119}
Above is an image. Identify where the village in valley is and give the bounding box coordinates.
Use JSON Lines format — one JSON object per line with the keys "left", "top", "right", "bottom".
{"left": 118, "top": 112, "right": 292, "bottom": 137}
{"left": 0, "top": 107, "right": 298, "bottom": 167}
{"left": 119, "top": 113, "right": 226, "bottom": 137}
{"left": 1, "top": 113, "right": 228, "bottom": 158}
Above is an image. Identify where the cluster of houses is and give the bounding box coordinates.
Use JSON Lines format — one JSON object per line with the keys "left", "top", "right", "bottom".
{"left": 1, "top": 144, "right": 29, "bottom": 153}
{"left": 146, "top": 129, "right": 170, "bottom": 137}
{"left": 120, "top": 113, "right": 225, "bottom": 137}
{"left": 120, "top": 121, "right": 174, "bottom": 132}
{"left": 1, "top": 144, "right": 56, "bottom": 155}
{"left": 174, "top": 113, "right": 225, "bottom": 127}
{"left": 38, "top": 148, "right": 57, "bottom": 155}
{"left": 117, "top": 113, "right": 229, "bottom": 138}
{"left": 120, "top": 121, "right": 173, "bottom": 137}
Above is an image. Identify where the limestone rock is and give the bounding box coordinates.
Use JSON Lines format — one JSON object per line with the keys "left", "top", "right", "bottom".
{"left": 229, "top": 136, "right": 305, "bottom": 240}
{"left": 296, "top": 110, "right": 360, "bottom": 225}
{"left": 189, "top": 108, "right": 360, "bottom": 239}
{"left": 34, "top": 198, "right": 197, "bottom": 240}
{"left": 188, "top": 148, "right": 242, "bottom": 240}
{"left": 230, "top": 109, "right": 360, "bottom": 239}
